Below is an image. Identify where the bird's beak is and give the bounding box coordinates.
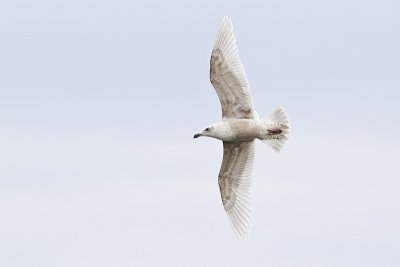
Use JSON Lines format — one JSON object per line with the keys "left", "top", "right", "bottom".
{"left": 193, "top": 133, "right": 201, "bottom": 138}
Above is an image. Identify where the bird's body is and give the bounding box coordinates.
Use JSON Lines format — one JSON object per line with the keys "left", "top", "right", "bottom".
{"left": 194, "top": 17, "right": 289, "bottom": 239}
{"left": 212, "top": 119, "right": 261, "bottom": 142}
{"left": 203, "top": 119, "right": 288, "bottom": 143}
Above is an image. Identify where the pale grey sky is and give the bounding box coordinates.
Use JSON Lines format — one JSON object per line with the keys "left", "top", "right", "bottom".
{"left": 1, "top": 0, "right": 400, "bottom": 266}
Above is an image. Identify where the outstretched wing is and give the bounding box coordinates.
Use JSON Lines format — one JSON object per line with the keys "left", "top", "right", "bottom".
{"left": 218, "top": 141, "right": 255, "bottom": 239}
{"left": 210, "top": 16, "right": 257, "bottom": 119}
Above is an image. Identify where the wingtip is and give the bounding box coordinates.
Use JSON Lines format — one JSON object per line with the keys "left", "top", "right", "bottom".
{"left": 228, "top": 212, "right": 252, "bottom": 240}
{"left": 226, "top": 200, "right": 253, "bottom": 240}
{"left": 235, "top": 223, "right": 252, "bottom": 240}
{"left": 222, "top": 16, "right": 232, "bottom": 25}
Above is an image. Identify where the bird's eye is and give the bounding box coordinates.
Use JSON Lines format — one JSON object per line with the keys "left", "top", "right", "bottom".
{"left": 205, "top": 128, "right": 210, "bottom": 131}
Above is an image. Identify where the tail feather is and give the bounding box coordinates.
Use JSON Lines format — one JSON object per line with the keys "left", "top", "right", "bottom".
{"left": 266, "top": 107, "right": 289, "bottom": 125}
{"left": 261, "top": 107, "right": 289, "bottom": 152}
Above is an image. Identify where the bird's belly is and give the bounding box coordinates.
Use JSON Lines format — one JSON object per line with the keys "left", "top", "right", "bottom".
{"left": 227, "top": 119, "right": 260, "bottom": 142}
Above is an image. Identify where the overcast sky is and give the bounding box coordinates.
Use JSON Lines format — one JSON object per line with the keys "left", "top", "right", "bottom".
{"left": 1, "top": 0, "right": 400, "bottom": 266}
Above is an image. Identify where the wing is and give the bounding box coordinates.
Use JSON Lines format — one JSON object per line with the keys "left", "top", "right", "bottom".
{"left": 218, "top": 141, "right": 255, "bottom": 239}
{"left": 210, "top": 17, "right": 257, "bottom": 119}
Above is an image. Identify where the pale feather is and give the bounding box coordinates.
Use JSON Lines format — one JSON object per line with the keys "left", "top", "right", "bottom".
{"left": 210, "top": 16, "right": 256, "bottom": 119}
{"left": 218, "top": 141, "right": 255, "bottom": 239}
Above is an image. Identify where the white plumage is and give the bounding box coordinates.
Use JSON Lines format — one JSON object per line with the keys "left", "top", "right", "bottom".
{"left": 194, "top": 17, "right": 290, "bottom": 239}
{"left": 210, "top": 17, "right": 256, "bottom": 120}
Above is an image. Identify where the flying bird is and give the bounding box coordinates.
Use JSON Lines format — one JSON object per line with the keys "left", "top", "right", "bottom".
{"left": 194, "top": 17, "right": 290, "bottom": 239}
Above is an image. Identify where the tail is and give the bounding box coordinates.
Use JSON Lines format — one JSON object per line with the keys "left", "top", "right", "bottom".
{"left": 260, "top": 107, "right": 289, "bottom": 152}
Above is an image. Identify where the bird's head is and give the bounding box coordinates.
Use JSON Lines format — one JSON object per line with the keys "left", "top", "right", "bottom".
{"left": 193, "top": 126, "right": 215, "bottom": 139}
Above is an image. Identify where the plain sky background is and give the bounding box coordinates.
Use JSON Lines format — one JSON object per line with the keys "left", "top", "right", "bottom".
{"left": 1, "top": 0, "right": 400, "bottom": 266}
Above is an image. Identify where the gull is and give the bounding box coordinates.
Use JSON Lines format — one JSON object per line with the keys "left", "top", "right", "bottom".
{"left": 194, "top": 17, "right": 290, "bottom": 239}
